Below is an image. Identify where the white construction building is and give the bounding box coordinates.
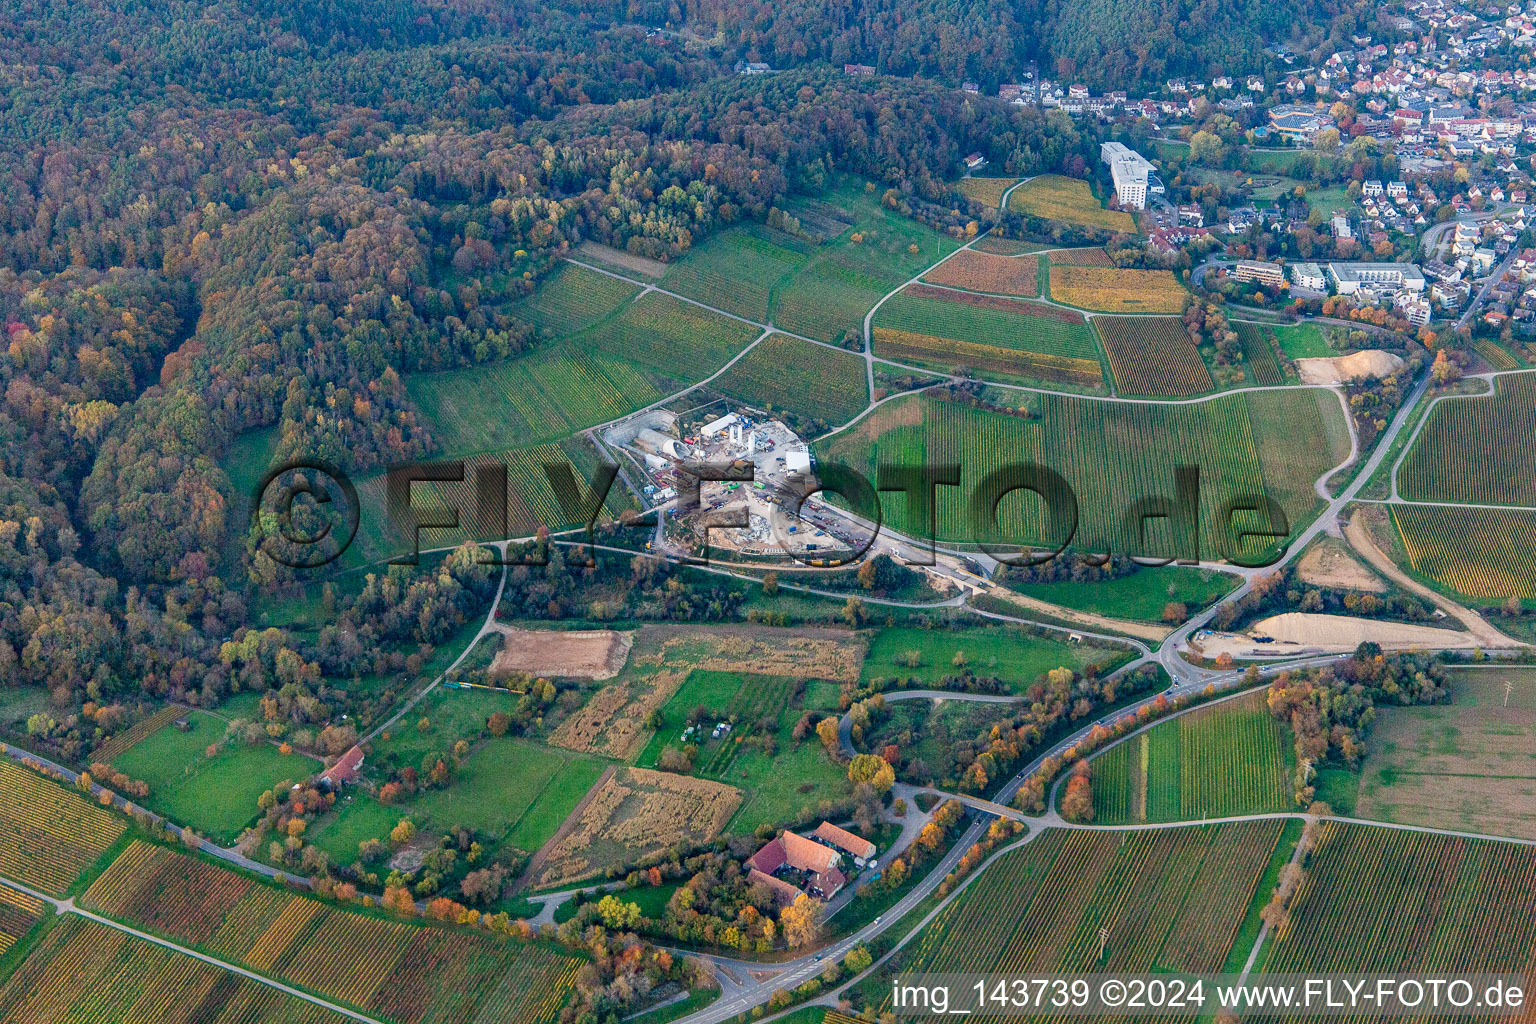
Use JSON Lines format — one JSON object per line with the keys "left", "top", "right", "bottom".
{"left": 1326, "top": 262, "right": 1426, "bottom": 296}
{"left": 1290, "top": 262, "right": 1326, "bottom": 291}
{"left": 1100, "top": 142, "right": 1158, "bottom": 210}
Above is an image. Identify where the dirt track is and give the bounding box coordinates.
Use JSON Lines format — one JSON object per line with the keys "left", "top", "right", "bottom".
{"left": 981, "top": 584, "right": 1171, "bottom": 643}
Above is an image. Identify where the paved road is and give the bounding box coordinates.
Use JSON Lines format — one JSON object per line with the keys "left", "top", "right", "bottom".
{"left": 0, "top": 870, "right": 387, "bottom": 1024}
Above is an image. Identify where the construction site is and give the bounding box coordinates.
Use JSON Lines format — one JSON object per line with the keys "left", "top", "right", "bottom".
{"left": 603, "top": 405, "right": 857, "bottom": 562}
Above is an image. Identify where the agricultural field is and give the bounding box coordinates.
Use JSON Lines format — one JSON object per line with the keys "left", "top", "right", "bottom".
{"left": 922, "top": 250, "right": 1039, "bottom": 297}
{"left": 93, "top": 705, "right": 187, "bottom": 763}
{"left": 576, "top": 290, "right": 761, "bottom": 380}
{"left": 1256, "top": 822, "right": 1536, "bottom": 985}
{"left": 549, "top": 625, "right": 864, "bottom": 762}
{"left": 710, "top": 334, "right": 868, "bottom": 428}
{"left": 879, "top": 286, "right": 1096, "bottom": 358}
{"left": 358, "top": 684, "right": 609, "bottom": 859}
{"left": 873, "top": 327, "right": 1102, "bottom": 387}
{"left": 1268, "top": 321, "right": 1335, "bottom": 359}
{"left": 306, "top": 794, "right": 399, "bottom": 864}
{"left": 1095, "top": 315, "right": 1213, "bottom": 396}
{"left": 219, "top": 424, "right": 282, "bottom": 512}
{"left": 1392, "top": 504, "right": 1536, "bottom": 599}
{"left": 1049, "top": 266, "right": 1188, "bottom": 313}
{"left": 972, "top": 236, "right": 1047, "bottom": 256}
{"left": 660, "top": 224, "right": 812, "bottom": 322}
{"left": 1088, "top": 691, "right": 1292, "bottom": 823}
{"left": 0, "top": 883, "right": 43, "bottom": 956}
{"left": 1006, "top": 565, "right": 1240, "bottom": 624}
{"left": 405, "top": 347, "right": 663, "bottom": 456}
{"left": 530, "top": 768, "right": 742, "bottom": 889}
{"left": 409, "top": 739, "right": 607, "bottom": 854}
{"left": 110, "top": 710, "right": 320, "bottom": 844}
{"left": 1397, "top": 372, "right": 1536, "bottom": 506}
{"left": 1045, "top": 246, "right": 1114, "bottom": 267}
{"left": 0, "top": 917, "right": 358, "bottom": 1024}
{"left": 872, "top": 286, "right": 1103, "bottom": 385}
{"left": 1474, "top": 338, "right": 1524, "bottom": 370}
{"left": 771, "top": 182, "right": 960, "bottom": 342}
{"left": 816, "top": 389, "right": 1349, "bottom": 562}
{"left": 0, "top": 763, "right": 126, "bottom": 896}
{"left": 1353, "top": 667, "right": 1536, "bottom": 840}
{"left": 81, "top": 842, "right": 584, "bottom": 1024}
{"left": 859, "top": 624, "right": 1127, "bottom": 692}
{"left": 870, "top": 821, "right": 1287, "bottom": 1002}
{"left": 350, "top": 435, "right": 632, "bottom": 564}
{"left": 1233, "top": 321, "right": 1288, "bottom": 385}
{"left": 636, "top": 672, "right": 856, "bottom": 833}
{"left": 955, "top": 177, "right": 1019, "bottom": 208}
{"left": 509, "top": 262, "right": 641, "bottom": 339}
{"left": 1007, "top": 175, "right": 1137, "bottom": 233}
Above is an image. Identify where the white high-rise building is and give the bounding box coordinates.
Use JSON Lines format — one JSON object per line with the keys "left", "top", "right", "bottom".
{"left": 1100, "top": 141, "right": 1157, "bottom": 210}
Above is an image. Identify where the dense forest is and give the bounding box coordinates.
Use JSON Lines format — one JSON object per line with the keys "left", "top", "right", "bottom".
{"left": 598, "top": 0, "right": 1375, "bottom": 92}
{"left": 0, "top": 0, "right": 1111, "bottom": 726}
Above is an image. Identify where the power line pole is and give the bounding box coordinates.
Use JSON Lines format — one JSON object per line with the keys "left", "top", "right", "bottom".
{"left": 1099, "top": 926, "right": 1109, "bottom": 961}
{"left": 1506, "top": 680, "right": 1515, "bottom": 708}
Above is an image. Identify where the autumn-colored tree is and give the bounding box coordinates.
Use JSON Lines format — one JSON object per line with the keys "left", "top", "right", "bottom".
{"left": 382, "top": 886, "right": 417, "bottom": 915}
{"left": 815, "top": 716, "right": 840, "bottom": 752}
{"left": 1060, "top": 762, "right": 1095, "bottom": 822}
{"left": 779, "top": 893, "right": 822, "bottom": 948}
{"left": 848, "top": 753, "right": 895, "bottom": 793}
{"left": 596, "top": 894, "right": 643, "bottom": 929}
{"left": 390, "top": 819, "right": 416, "bottom": 845}
{"left": 487, "top": 712, "right": 510, "bottom": 737}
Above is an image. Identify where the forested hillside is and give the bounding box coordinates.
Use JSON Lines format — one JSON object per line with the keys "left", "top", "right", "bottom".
{"left": 603, "top": 0, "right": 1365, "bottom": 92}
{"left": 0, "top": 0, "right": 1108, "bottom": 728}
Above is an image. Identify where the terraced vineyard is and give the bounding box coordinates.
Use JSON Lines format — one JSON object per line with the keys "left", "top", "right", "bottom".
{"left": 1050, "top": 266, "right": 1188, "bottom": 313}
{"left": 1096, "top": 316, "right": 1213, "bottom": 396}
{"left": 1397, "top": 372, "right": 1536, "bottom": 505}
{"left": 1258, "top": 822, "right": 1536, "bottom": 996}
{"left": 1007, "top": 175, "right": 1136, "bottom": 233}
{"left": 881, "top": 822, "right": 1285, "bottom": 1000}
{"left": 1090, "top": 691, "right": 1292, "bottom": 823}
{"left": 0, "top": 763, "right": 126, "bottom": 896}
{"left": 661, "top": 225, "right": 812, "bottom": 322}
{"left": 973, "top": 236, "right": 1042, "bottom": 256}
{"left": 1392, "top": 504, "right": 1536, "bottom": 598}
{"left": 509, "top": 263, "right": 640, "bottom": 338}
{"left": 923, "top": 250, "right": 1039, "bottom": 297}
{"left": 406, "top": 348, "right": 662, "bottom": 456}
{"left": 956, "top": 177, "right": 1019, "bottom": 208}
{"left": 1234, "top": 322, "right": 1287, "bottom": 385}
{"left": 581, "top": 291, "right": 760, "bottom": 379}
{"left": 875, "top": 286, "right": 1100, "bottom": 359}
{"left": 817, "top": 388, "right": 1347, "bottom": 561}
{"left": 0, "top": 917, "right": 358, "bottom": 1024}
{"left": 873, "top": 327, "right": 1102, "bottom": 386}
{"left": 1046, "top": 246, "right": 1114, "bottom": 267}
{"left": 712, "top": 334, "right": 868, "bottom": 428}
{"left": 82, "top": 842, "right": 585, "bottom": 1024}
{"left": 772, "top": 185, "right": 960, "bottom": 342}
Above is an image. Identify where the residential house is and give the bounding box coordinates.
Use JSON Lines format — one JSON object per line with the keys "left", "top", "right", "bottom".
{"left": 319, "top": 746, "right": 365, "bottom": 790}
